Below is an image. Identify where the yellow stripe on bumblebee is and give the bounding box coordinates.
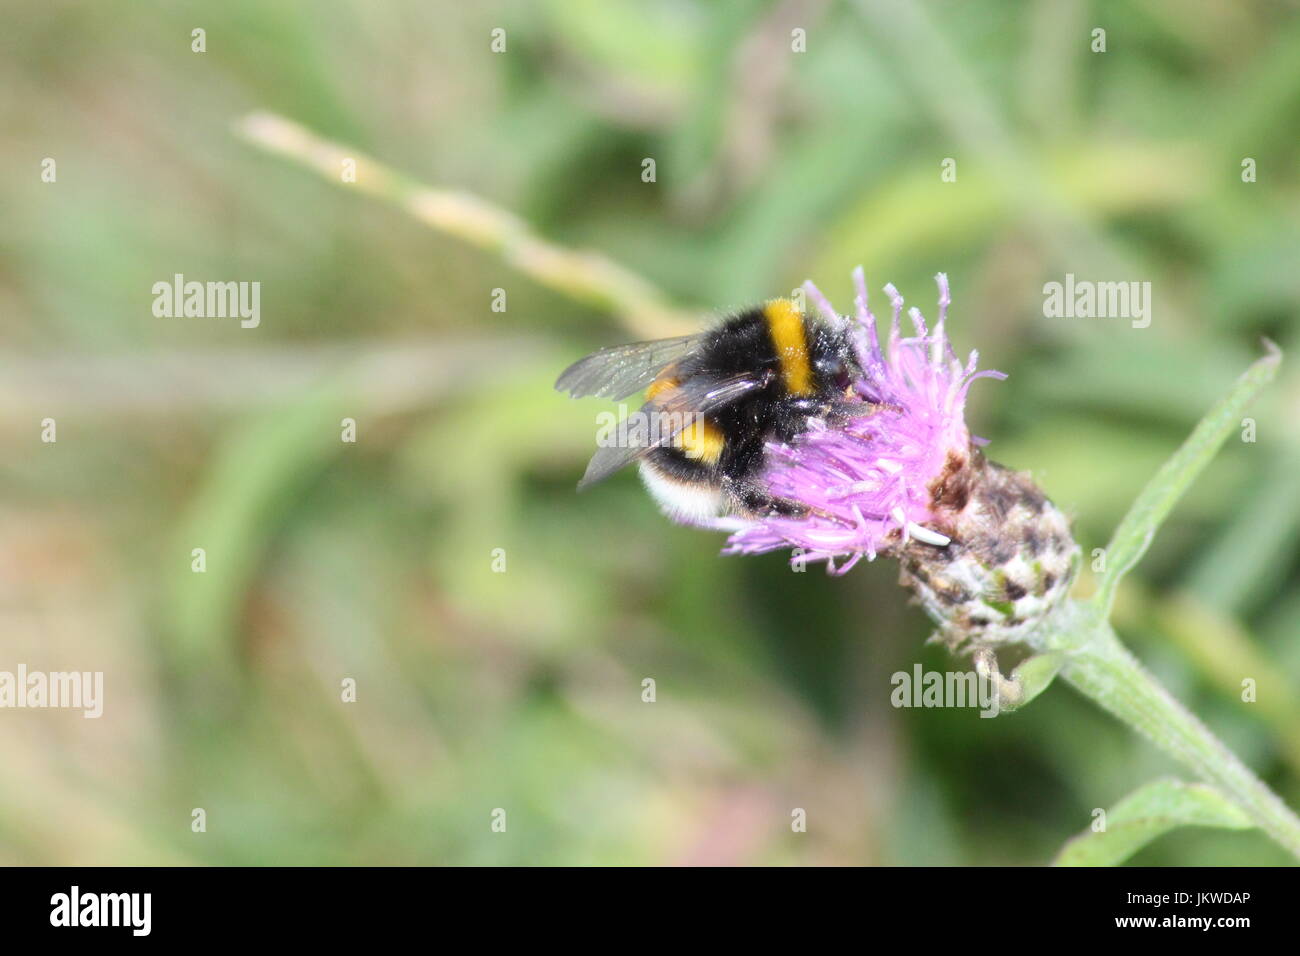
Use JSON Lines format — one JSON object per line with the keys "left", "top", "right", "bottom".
{"left": 763, "top": 299, "right": 814, "bottom": 396}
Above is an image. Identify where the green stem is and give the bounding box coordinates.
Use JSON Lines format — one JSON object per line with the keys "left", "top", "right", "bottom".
{"left": 1038, "top": 601, "right": 1300, "bottom": 859}
{"left": 232, "top": 111, "right": 696, "bottom": 340}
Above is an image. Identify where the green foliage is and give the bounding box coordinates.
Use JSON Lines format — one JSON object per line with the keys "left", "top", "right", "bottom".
{"left": 1032, "top": 349, "right": 1299, "bottom": 861}
{"left": 1000, "top": 653, "right": 1064, "bottom": 713}
{"left": 1093, "top": 345, "right": 1281, "bottom": 616}
{"left": 3, "top": 0, "right": 1298, "bottom": 866}
{"left": 1054, "top": 779, "right": 1253, "bottom": 867}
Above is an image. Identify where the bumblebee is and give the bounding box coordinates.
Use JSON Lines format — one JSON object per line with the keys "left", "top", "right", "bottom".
{"left": 556, "top": 299, "right": 864, "bottom": 526}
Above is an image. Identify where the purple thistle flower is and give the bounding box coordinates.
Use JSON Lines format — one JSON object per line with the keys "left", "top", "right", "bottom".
{"left": 722, "top": 268, "right": 1006, "bottom": 574}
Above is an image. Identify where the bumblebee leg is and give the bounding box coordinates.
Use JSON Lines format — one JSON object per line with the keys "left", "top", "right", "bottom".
{"left": 724, "top": 477, "right": 808, "bottom": 519}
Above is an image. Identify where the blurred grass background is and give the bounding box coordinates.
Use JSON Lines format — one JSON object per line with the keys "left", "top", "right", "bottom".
{"left": 1, "top": 0, "right": 1298, "bottom": 865}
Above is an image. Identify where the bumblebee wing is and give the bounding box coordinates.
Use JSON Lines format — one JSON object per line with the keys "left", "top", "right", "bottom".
{"left": 577, "top": 371, "right": 769, "bottom": 489}
{"left": 555, "top": 334, "right": 703, "bottom": 400}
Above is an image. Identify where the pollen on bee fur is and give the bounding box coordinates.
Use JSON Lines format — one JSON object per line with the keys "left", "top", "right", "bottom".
{"left": 678, "top": 416, "right": 725, "bottom": 464}
{"left": 646, "top": 377, "right": 678, "bottom": 400}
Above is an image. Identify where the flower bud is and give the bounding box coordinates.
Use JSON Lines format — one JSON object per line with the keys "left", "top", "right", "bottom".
{"left": 897, "top": 450, "right": 1078, "bottom": 647}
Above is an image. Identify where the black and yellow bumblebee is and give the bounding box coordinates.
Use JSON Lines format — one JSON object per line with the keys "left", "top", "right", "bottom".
{"left": 556, "top": 299, "right": 864, "bottom": 526}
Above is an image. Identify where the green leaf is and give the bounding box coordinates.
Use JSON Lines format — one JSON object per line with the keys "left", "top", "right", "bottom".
{"left": 1180, "top": 438, "right": 1300, "bottom": 613}
{"left": 166, "top": 388, "right": 351, "bottom": 681}
{"left": 1093, "top": 343, "right": 1281, "bottom": 614}
{"left": 1054, "top": 779, "right": 1254, "bottom": 867}
{"left": 998, "top": 652, "right": 1063, "bottom": 713}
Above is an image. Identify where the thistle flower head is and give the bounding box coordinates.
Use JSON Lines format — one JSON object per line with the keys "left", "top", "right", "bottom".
{"left": 723, "top": 268, "right": 1005, "bottom": 574}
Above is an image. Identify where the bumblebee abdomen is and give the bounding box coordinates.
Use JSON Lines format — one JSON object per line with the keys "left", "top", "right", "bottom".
{"left": 631, "top": 299, "right": 858, "bottom": 519}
